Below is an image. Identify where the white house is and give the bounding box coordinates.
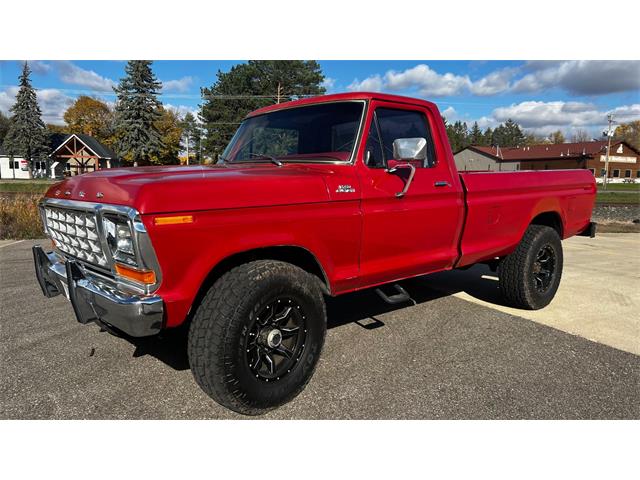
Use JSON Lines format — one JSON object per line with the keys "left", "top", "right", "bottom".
{"left": 0, "top": 146, "right": 31, "bottom": 179}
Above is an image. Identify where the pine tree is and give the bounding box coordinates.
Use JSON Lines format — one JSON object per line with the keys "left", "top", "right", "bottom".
{"left": 469, "top": 122, "right": 483, "bottom": 145}
{"left": 113, "top": 61, "right": 163, "bottom": 166}
{"left": 2, "top": 62, "right": 49, "bottom": 171}
{"left": 200, "top": 61, "right": 326, "bottom": 157}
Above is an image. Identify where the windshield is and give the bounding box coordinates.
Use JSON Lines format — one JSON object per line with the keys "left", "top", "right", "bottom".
{"left": 221, "top": 101, "right": 365, "bottom": 163}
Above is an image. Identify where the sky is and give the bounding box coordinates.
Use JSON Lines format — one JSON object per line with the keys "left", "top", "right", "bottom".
{"left": 1, "top": 60, "right": 639, "bottom": 139}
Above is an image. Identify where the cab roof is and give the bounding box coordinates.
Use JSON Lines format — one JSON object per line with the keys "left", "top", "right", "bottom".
{"left": 246, "top": 92, "right": 439, "bottom": 118}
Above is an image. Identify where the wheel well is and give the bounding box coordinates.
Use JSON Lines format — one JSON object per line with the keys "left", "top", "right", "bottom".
{"left": 187, "top": 246, "right": 331, "bottom": 323}
{"left": 531, "top": 211, "right": 563, "bottom": 238}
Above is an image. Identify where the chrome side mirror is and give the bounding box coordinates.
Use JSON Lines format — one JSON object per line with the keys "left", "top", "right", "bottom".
{"left": 392, "top": 137, "right": 427, "bottom": 161}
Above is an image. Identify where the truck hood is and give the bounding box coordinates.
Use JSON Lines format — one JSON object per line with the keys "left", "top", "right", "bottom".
{"left": 44, "top": 164, "right": 335, "bottom": 214}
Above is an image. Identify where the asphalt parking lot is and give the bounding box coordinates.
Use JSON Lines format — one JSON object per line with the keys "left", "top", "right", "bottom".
{"left": 1, "top": 236, "right": 639, "bottom": 419}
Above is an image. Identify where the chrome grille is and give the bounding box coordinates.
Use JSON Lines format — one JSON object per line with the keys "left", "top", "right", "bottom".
{"left": 43, "top": 206, "right": 108, "bottom": 267}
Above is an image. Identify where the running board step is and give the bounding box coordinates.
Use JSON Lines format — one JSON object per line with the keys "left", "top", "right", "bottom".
{"left": 375, "top": 284, "right": 414, "bottom": 305}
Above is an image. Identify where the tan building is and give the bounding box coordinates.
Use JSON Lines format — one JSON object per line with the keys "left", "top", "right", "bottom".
{"left": 454, "top": 141, "right": 640, "bottom": 182}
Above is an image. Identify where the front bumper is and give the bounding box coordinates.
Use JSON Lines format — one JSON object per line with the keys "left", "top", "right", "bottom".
{"left": 33, "top": 245, "right": 163, "bottom": 337}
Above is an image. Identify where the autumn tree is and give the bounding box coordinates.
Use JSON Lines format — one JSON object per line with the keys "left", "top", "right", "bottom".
{"left": 113, "top": 60, "right": 163, "bottom": 166}
{"left": 63, "top": 96, "right": 116, "bottom": 147}
{"left": 200, "top": 61, "right": 325, "bottom": 157}
{"left": 2, "top": 62, "right": 49, "bottom": 169}
{"left": 614, "top": 120, "right": 640, "bottom": 150}
{"left": 548, "top": 130, "right": 566, "bottom": 144}
{"left": 149, "top": 106, "right": 183, "bottom": 165}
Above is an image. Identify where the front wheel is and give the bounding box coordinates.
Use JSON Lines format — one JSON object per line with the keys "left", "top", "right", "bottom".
{"left": 188, "top": 260, "right": 326, "bottom": 415}
{"left": 498, "top": 225, "right": 563, "bottom": 310}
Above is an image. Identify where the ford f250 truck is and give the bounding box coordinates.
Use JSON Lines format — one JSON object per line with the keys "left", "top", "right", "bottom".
{"left": 33, "top": 92, "right": 596, "bottom": 414}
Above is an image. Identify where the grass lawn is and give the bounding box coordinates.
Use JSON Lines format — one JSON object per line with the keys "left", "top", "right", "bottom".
{"left": 597, "top": 192, "right": 640, "bottom": 205}
{"left": 597, "top": 183, "right": 640, "bottom": 192}
{"left": 0, "top": 180, "right": 56, "bottom": 194}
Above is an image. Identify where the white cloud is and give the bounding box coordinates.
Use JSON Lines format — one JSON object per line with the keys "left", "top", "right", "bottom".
{"left": 165, "top": 103, "right": 199, "bottom": 119}
{"left": 512, "top": 61, "right": 640, "bottom": 95}
{"left": 347, "top": 75, "right": 384, "bottom": 92}
{"left": 29, "top": 61, "right": 52, "bottom": 75}
{"left": 469, "top": 68, "right": 517, "bottom": 96}
{"left": 321, "top": 77, "right": 336, "bottom": 91}
{"left": 441, "top": 106, "right": 456, "bottom": 118}
{"left": 57, "top": 61, "right": 116, "bottom": 92}
{"left": 347, "top": 64, "right": 517, "bottom": 97}
{"left": 384, "top": 64, "right": 471, "bottom": 97}
{"left": 162, "top": 76, "right": 194, "bottom": 93}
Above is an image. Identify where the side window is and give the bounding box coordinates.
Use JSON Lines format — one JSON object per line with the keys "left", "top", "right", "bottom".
{"left": 376, "top": 108, "right": 435, "bottom": 168}
{"left": 364, "top": 113, "right": 385, "bottom": 168}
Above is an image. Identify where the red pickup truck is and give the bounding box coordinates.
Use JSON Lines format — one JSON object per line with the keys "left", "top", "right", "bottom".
{"left": 34, "top": 92, "right": 596, "bottom": 414}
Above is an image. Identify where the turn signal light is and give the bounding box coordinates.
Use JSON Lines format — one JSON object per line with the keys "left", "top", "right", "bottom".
{"left": 154, "top": 215, "right": 194, "bottom": 226}
{"left": 115, "top": 263, "right": 157, "bottom": 284}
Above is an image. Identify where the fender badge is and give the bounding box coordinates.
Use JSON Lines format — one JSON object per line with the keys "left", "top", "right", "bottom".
{"left": 96, "top": 192, "right": 104, "bottom": 199}
{"left": 79, "top": 191, "right": 85, "bottom": 198}
{"left": 64, "top": 190, "right": 71, "bottom": 196}
{"left": 336, "top": 184, "right": 356, "bottom": 193}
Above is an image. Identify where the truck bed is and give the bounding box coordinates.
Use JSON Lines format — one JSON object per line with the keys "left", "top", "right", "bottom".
{"left": 456, "top": 169, "right": 596, "bottom": 267}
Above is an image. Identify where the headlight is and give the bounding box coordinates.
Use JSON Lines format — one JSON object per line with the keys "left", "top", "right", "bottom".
{"left": 103, "top": 215, "right": 137, "bottom": 267}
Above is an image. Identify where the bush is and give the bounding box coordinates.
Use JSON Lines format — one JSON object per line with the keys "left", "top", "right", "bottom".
{"left": 0, "top": 194, "right": 45, "bottom": 239}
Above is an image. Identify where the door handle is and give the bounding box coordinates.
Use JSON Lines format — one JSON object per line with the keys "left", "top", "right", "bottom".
{"left": 434, "top": 181, "right": 450, "bottom": 187}
{"left": 385, "top": 163, "right": 416, "bottom": 197}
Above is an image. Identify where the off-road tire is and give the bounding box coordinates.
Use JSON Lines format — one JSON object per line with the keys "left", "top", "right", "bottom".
{"left": 499, "top": 225, "right": 563, "bottom": 310}
{"left": 188, "top": 260, "right": 326, "bottom": 415}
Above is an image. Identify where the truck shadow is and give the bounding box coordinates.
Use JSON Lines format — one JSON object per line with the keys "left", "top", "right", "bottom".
{"left": 125, "top": 264, "right": 507, "bottom": 371}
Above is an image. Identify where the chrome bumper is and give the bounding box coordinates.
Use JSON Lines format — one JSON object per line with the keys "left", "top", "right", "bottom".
{"left": 33, "top": 245, "right": 163, "bottom": 337}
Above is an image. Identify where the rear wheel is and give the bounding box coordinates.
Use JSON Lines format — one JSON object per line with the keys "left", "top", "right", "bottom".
{"left": 188, "top": 260, "right": 326, "bottom": 415}
{"left": 499, "top": 225, "right": 563, "bottom": 310}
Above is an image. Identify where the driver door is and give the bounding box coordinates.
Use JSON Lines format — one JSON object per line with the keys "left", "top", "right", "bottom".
{"left": 356, "top": 101, "right": 465, "bottom": 287}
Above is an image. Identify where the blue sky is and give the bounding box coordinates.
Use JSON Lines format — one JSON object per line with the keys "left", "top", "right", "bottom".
{"left": 1, "top": 60, "right": 639, "bottom": 138}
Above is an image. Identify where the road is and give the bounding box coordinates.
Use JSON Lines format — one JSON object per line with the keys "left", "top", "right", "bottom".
{"left": 1, "top": 236, "right": 639, "bottom": 419}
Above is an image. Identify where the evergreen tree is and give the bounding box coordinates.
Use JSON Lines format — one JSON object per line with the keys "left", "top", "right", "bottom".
{"left": 491, "top": 119, "right": 525, "bottom": 147}
{"left": 113, "top": 61, "right": 163, "bottom": 166}
{"left": 469, "top": 122, "right": 484, "bottom": 145}
{"left": 445, "top": 121, "right": 469, "bottom": 153}
{"left": 2, "top": 62, "right": 49, "bottom": 170}
{"left": 483, "top": 127, "right": 494, "bottom": 146}
{"left": 200, "top": 61, "right": 326, "bottom": 157}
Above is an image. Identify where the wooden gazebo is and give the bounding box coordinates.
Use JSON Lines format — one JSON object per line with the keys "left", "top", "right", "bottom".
{"left": 49, "top": 133, "right": 119, "bottom": 177}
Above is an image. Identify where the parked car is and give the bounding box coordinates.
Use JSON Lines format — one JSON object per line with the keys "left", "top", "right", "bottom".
{"left": 33, "top": 92, "right": 597, "bottom": 414}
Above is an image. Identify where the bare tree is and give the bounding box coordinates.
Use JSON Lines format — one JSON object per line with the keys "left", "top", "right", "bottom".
{"left": 571, "top": 129, "right": 591, "bottom": 143}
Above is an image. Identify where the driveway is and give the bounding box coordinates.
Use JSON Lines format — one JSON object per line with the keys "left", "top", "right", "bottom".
{"left": 1, "top": 236, "right": 638, "bottom": 419}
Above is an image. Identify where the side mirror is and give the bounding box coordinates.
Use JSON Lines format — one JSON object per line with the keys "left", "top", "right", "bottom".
{"left": 392, "top": 137, "right": 427, "bottom": 161}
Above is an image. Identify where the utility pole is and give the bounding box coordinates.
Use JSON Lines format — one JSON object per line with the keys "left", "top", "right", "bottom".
{"left": 276, "top": 82, "right": 282, "bottom": 104}
{"left": 602, "top": 114, "right": 614, "bottom": 191}
{"left": 186, "top": 133, "right": 190, "bottom": 165}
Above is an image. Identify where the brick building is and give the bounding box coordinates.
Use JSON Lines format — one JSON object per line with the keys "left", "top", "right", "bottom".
{"left": 454, "top": 140, "right": 640, "bottom": 182}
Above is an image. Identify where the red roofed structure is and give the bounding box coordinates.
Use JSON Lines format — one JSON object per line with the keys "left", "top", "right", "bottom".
{"left": 454, "top": 140, "right": 640, "bottom": 182}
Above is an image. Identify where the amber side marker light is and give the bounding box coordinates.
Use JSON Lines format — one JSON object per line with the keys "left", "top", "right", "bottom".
{"left": 115, "top": 263, "right": 157, "bottom": 284}
{"left": 154, "top": 215, "right": 194, "bottom": 226}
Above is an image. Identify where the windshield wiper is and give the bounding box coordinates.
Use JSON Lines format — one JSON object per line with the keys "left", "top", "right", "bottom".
{"left": 249, "top": 152, "right": 283, "bottom": 166}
